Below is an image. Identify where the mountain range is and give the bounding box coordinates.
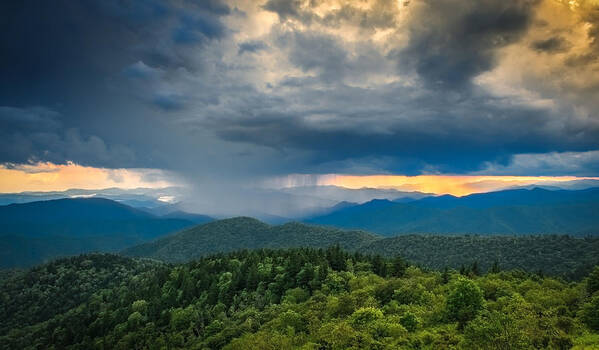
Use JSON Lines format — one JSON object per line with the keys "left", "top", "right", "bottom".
{"left": 0, "top": 187, "right": 183, "bottom": 207}
{"left": 306, "top": 187, "right": 599, "bottom": 235}
{"left": 3, "top": 187, "right": 599, "bottom": 269}
{"left": 0, "top": 185, "right": 431, "bottom": 220}
{"left": 0, "top": 198, "right": 212, "bottom": 268}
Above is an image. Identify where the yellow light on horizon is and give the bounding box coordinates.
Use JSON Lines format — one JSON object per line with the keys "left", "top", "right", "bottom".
{"left": 0, "top": 162, "right": 176, "bottom": 193}
{"left": 314, "top": 174, "right": 599, "bottom": 196}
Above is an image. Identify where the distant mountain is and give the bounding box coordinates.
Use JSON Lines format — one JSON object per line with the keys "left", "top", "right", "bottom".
{"left": 0, "top": 198, "right": 196, "bottom": 268}
{"left": 122, "top": 217, "right": 380, "bottom": 262}
{"left": 280, "top": 185, "right": 431, "bottom": 204}
{"left": 251, "top": 212, "right": 294, "bottom": 225}
{"left": 411, "top": 187, "right": 599, "bottom": 208}
{"left": 307, "top": 187, "right": 599, "bottom": 235}
{"left": 508, "top": 179, "right": 599, "bottom": 191}
{"left": 0, "top": 187, "right": 183, "bottom": 207}
{"left": 159, "top": 211, "right": 214, "bottom": 224}
{"left": 0, "top": 198, "right": 192, "bottom": 237}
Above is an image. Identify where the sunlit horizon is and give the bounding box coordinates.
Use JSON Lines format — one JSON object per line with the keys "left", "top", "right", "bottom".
{"left": 0, "top": 162, "right": 177, "bottom": 193}
{"left": 3, "top": 162, "right": 598, "bottom": 197}
{"left": 276, "top": 174, "right": 599, "bottom": 196}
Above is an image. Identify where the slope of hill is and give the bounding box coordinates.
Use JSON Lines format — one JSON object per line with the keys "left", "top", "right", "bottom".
{"left": 308, "top": 187, "right": 599, "bottom": 235}
{"left": 0, "top": 198, "right": 196, "bottom": 268}
{"left": 122, "top": 217, "right": 380, "bottom": 262}
{"left": 0, "top": 234, "right": 142, "bottom": 269}
{"left": 363, "top": 234, "right": 599, "bottom": 279}
{"left": 0, "top": 254, "right": 164, "bottom": 335}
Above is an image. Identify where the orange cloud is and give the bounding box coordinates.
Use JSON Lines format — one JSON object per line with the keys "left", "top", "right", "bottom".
{"left": 0, "top": 162, "right": 177, "bottom": 193}
{"left": 314, "top": 174, "right": 599, "bottom": 196}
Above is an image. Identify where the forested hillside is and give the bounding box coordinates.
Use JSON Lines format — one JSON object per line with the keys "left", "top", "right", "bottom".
{"left": 2, "top": 250, "right": 599, "bottom": 349}
{"left": 123, "top": 217, "right": 599, "bottom": 280}
{"left": 122, "top": 217, "right": 379, "bottom": 262}
{"left": 0, "top": 254, "right": 164, "bottom": 335}
{"left": 308, "top": 188, "right": 599, "bottom": 235}
{"left": 362, "top": 235, "right": 599, "bottom": 280}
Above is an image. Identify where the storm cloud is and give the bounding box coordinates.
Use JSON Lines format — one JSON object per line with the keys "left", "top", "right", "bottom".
{"left": 1, "top": 0, "right": 598, "bottom": 184}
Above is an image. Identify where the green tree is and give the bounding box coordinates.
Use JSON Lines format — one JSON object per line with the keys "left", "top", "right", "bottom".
{"left": 391, "top": 256, "right": 408, "bottom": 278}
{"left": 131, "top": 299, "right": 148, "bottom": 314}
{"left": 400, "top": 312, "right": 419, "bottom": 332}
{"left": 446, "top": 277, "right": 485, "bottom": 329}
{"left": 581, "top": 295, "right": 599, "bottom": 331}
{"left": 170, "top": 305, "right": 198, "bottom": 332}
{"left": 463, "top": 310, "right": 530, "bottom": 349}
{"left": 471, "top": 261, "right": 480, "bottom": 276}
{"left": 587, "top": 266, "right": 599, "bottom": 296}
{"left": 350, "top": 307, "right": 383, "bottom": 328}
{"left": 442, "top": 266, "right": 450, "bottom": 284}
{"left": 490, "top": 261, "right": 500, "bottom": 274}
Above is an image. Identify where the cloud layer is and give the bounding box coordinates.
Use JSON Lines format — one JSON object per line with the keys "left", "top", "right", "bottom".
{"left": 1, "top": 0, "right": 599, "bottom": 186}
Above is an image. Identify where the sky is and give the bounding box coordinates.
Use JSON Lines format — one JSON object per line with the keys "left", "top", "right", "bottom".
{"left": 1, "top": 0, "right": 599, "bottom": 208}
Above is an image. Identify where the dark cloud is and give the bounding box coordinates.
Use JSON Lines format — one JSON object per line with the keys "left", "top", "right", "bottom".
{"left": 184, "top": 0, "right": 597, "bottom": 175}
{"left": 321, "top": 1, "right": 397, "bottom": 30}
{"left": 0, "top": 0, "right": 598, "bottom": 186}
{"left": 0, "top": 107, "right": 135, "bottom": 167}
{"left": 399, "top": 0, "right": 538, "bottom": 89}
{"left": 122, "top": 61, "right": 164, "bottom": 80}
{"left": 531, "top": 36, "right": 571, "bottom": 53}
{"left": 152, "top": 94, "right": 186, "bottom": 111}
{"left": 238, "top": 40, "right": 268, "bottom": 54}
{"left": 0, "top": 0, "right": 230, "bottom": 168}
{"left": 172, "top": 12, "right": 229, "bottom": 44}
{"left": 281, "top": 31, "right": 349, "bottom": 82}
{"left": 263, "top": 0, "right": 398, "bottom": 30}
{"left": 204, "top": 81, "right": 599, "bottom": 174}
{"left": 0, "top": 0, "right": 229, "bottom": 104}
{"left": 263, "top": 0, "right": 304, "bottom": 21}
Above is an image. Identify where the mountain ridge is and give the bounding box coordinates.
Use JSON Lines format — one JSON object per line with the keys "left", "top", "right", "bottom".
{"left": 307, "top": 187, "right": 599, "bottom": 235}
{"left": 122, "top": 216, "right": 380, "bottom": 263}
{"left": 0, "top": 198, "right": 201, "bottom": 267}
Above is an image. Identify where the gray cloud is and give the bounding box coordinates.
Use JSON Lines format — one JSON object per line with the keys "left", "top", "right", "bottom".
{"left": 0, "top": 107, "right": 135, "bottom": 166}
{"left": 398, "top": 0, "right": 539, "bottom": 89}
{"left": 477, "top": 150, "right": 599, "bottom": 176}
{"left": 264, "top": 0, "right": 398, "bottom": 30}
{"left": 531, "top": 36, "right": 571, "bottom": 53}
{"left": 238, "top": 40, "right": 268, "bottom": 54}
{"left": 0, "top": 0, "right": 231, "bottom": 169}
{"left": 1, "top": 0, "right": 598, "bottom": 193}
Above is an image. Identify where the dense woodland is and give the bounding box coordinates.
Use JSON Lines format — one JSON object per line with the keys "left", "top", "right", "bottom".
{"left": 363, "top": 234, "right": 599, "bottom": 280}
{"left": 122, "top": 217, "right": 379, "bottom": 262}
{"left": 123, "top": 217, "right": 599, "bottom": 280}
{"left": 2, "top": 249, "right": 599, "bottom": 349}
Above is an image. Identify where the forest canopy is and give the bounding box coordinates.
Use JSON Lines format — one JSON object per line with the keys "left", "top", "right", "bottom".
{"left": 2, "top": 248, "right": 599, "bottom": 349}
